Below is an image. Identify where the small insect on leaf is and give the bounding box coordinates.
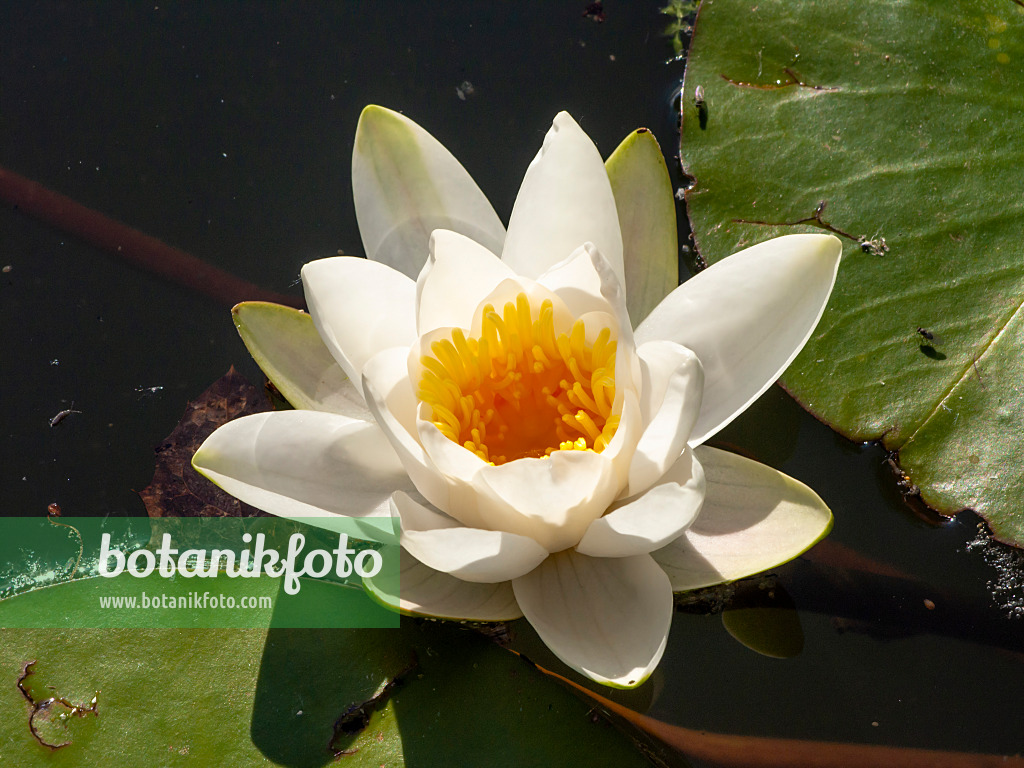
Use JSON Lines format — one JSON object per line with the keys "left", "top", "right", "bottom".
{"left": 694, "top": 85, "right": 709, "bottom": 130}
{"left": 916, "top": 327, "right": 944, "bottom": 344}
{"left": 694, "top": 85, "right": 705, "bottom": 108}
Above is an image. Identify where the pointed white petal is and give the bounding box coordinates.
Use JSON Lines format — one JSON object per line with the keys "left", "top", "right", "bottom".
{"left": 416, "top": 229, "right": 514, "bottom": 335}
{"left": 502, "top": 112, "right": 624, "bottom": 287}
{"left": 634, "top": 234, "right": 842, "bottom": 445}
{"left": 652, "top": 446, "right": 833, "bottom": 591}
{"left": 302, "top": 256, "right": 417, "bottom": 382}
{"left": 364, "top": 546, "right": 523, "bottom": 621}
{"left": 393, "top": 492, "right": 548, "bottom": 583}
{"left": 512, "top": 550, "right": 672, "bottom": 688}
{"left": 232, "top": 302, "right": 370, "bottom": 417}
{"left": 191, "top": 410, "right": 414, "bottom": 521}
{"left": 361, "top": 347, "right": 451, "bottom": 513}
{"left": 626, "top": 341, "right": 704, "bottom": 494}
{"left": 578, "top": 447, "right": 705, "bottom": 558}
{"left": 352, "top": 105, "right": 505, "bottom": 278}
{"left": 606, "top": 128, "right": 678, "bottom": 326}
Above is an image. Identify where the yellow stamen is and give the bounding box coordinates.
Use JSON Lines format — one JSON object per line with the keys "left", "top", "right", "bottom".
{"left": 417, "top": 292, "right": 618, "bottom": 465}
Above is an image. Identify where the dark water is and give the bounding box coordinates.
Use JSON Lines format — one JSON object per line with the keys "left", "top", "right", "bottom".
{"left": 1, "top": 2, "right": 1021, "bottom": 763}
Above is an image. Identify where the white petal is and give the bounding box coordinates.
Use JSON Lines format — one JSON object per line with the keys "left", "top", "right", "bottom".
{"left": 634, "top": 234, "right": 842, "bottom": 445}
{"left": 404, "top": 327, "right": 497, "bottom": 529}
{"left": 605, "top": 128, "right": 678, "bottom": 326}
{"left": 302, "top": 256, "right": 417, "bottom": 382}
{"left": 361, "top": 347, "right": 451, "bottom": 512}
{"left": 364, "top": 547, "right": 523, "bottom": 621}
{"left": 393, "top": 492, "right": 549, "bottom": 583}
{"left": 416, "top": 229, "right": 514, "bottom": 335}
{"left": 191, "top": 410, "right": 413, "bottom": 522}
{"left": 415, "top": 411, "right": 494, "bottom": 531}
{"left": 536, "top": 242, "right": 617, "bottom": 321}
{"left": 652, "top": 446, "right": 833, "bottom": 591}
{"left": 232, "top": 302, "right": 370, "bottom": 417}
{"left": 578, "top": 447, "right": 705, "bottom": 558}
{"left": 475, "top": 450, "right": 620, "bottom": 552}
{"left": 352, "top": 105, "right": 505, "bottom": 278}
{"left": 626, "top": 341, "right": 704, "bottom": 495}
{"left": 502, "top": 112, "right": 624, "bottom": 288}
{"left": 465, "top": 275, "right": 575, "bottom": 340}
{"left": 512, "top": 550, "right": 672, "bottom": 688}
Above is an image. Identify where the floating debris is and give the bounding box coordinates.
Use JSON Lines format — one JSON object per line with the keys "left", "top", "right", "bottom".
{"left": 582, "top": 2, "right": 606, "bottom": 22}
{"left": 49, "top": 405, "right": 82, "bottom": 428}
{"left": 966, "top": 523, "right": 1024, "bottom": 619}
{"left": 859, "top": 236, "right": 889, "bottom": 256}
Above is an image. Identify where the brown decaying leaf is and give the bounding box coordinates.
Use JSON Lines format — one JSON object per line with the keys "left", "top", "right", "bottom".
{"left": 139, "top": 367, "right": 270, "bottom": 518}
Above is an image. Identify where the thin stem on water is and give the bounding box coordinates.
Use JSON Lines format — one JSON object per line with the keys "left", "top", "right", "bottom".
{"left": 0, "top": 165, "right": 304, "bottom": 310}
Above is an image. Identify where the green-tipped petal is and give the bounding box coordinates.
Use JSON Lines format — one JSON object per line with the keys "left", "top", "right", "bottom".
{"left": 652, "top": 446, "right": 833, "bottom": 591}
{"left": 233, "top": 302, "right": 370, "bottom": 417}
{"left": 605, "top": 128, "right": 678, "bottom": 327}
{"left": 353, "top": 105, "right": 505, "bottom": 278}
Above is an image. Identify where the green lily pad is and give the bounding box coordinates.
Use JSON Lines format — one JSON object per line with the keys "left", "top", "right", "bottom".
{"left": 0, "top": 579, "right": 655, "bottom": 766}
{"left": 681, "top": 0, "right": 1024, "bottom": 545}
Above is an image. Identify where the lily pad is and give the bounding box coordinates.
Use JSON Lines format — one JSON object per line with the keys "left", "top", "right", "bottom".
{"left": 681, "top": 0, "right": 1024, "bottom": 545}
{"left": 0, "top": 580, "right": 655, "bottom": 766}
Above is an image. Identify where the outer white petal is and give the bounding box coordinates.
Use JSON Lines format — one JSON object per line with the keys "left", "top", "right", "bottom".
{"left": 361, "top": 347, "right": 451, "bottom": 512}
{"left": 652, "top": 446, "right": 833, "bottom": 591}
{"left": 626, "top": 341, "right": 704, "bottom": 495}
{"left": 232, "top": 302, "right": 370, "bottom": 417}
{"left": 393, "top": 492, "right": 549, "bottom": 583}
{"left": 577, "top": 447, "right": 705, "bottom": 558}
{"left": 502, "top": 112, "right": 625, "bottom": 288}
{"left": 512, "top": 550, "right": 672, "bottom": 688}
{"left": 191, "top": 410, "right": 414, "bottom": 521}
{"left": 302, "top": 257, "right": 417, "bottom": 382}
{"left": 364, "top": 547, "right": 523, "bottom": 621}
{"left": 634, "top": 234, "right": 842, "bottom": 445}
{"left": 416, "top": 229, "right": 514, "bottom": 335}
{"left": 352, "top": 105, "right": 505, "bottom": 278}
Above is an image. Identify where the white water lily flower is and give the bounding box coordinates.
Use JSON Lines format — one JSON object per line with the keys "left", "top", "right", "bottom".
{"left": 193, "top": 106, "right": 842, "bottom": 688}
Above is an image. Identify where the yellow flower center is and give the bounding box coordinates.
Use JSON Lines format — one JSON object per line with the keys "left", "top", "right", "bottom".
{"left": 418, "top": 292, "right": 619, "bottom": 465}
